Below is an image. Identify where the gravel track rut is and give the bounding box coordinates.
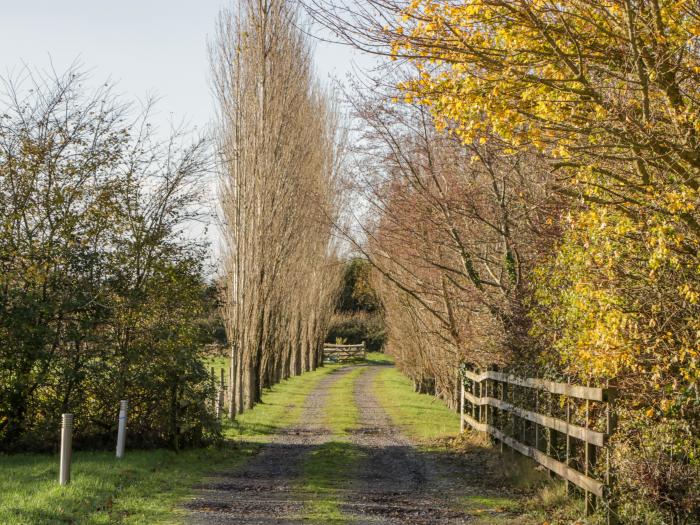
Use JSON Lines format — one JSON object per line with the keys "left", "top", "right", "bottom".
{"left": 338, "top": 366, "right": 470, "bottom": 524}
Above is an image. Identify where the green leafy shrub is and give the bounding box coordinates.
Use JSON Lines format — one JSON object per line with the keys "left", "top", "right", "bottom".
{"left": 0, "top": 68, "right": 222, "bottom": 451}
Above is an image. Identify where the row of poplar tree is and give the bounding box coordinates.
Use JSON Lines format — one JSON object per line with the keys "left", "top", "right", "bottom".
{"left": 214, "top": 0, "right": 343, "bottom": 415}
{"left": 0, "top": 0, "right": 343, "bottom": 452}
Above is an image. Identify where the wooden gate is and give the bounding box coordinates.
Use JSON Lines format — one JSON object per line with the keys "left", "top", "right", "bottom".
{"left": 322, "top": 342, "right": 366, "bottom": 363}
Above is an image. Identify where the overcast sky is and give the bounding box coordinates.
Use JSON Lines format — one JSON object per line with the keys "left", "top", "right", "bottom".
{"left": 0, "top": 0, "right": 366, "bottom": 131}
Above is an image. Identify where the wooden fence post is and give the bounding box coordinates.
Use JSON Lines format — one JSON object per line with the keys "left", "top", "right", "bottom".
{"left": 565, "top": 378, "right": 571, "bottom": 496}
{"left": 210, "top": 366, "right": 216, "bottom": 413}
{"left": 546, "top": 392, "right": 553, "bottom": 478}
{"left": 217, "top": 367, "right": 225, "bottom": 418}
{"left": 484, "top": 375, "right": 489, "bottom": 426}
{"left": 472, "top": 368, "right": 478, "bottom": 421}
{"left": 606, "top": 385, "right": 619, "bottom": 525}
{"left": 498, "top": 379, "right": 504, "bottom": 452}
{"left": 459, "top": 369, "right": 465, "bottom": 433}
{"left": 535, "top": 382, "right": 540, "bottom": 452}
{"left": 585, "top": 383, "right": 596, "bottom": 515}
{"left": 478, "top": 375, "right": 483, "bottom": 424}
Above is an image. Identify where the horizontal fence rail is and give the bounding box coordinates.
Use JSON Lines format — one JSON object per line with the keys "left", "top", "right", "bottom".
{"left": 322, "top": 342, "right": 366, "bottom": 363}
{"left": 460, "top": 365, "right": 617, "bottom": 521}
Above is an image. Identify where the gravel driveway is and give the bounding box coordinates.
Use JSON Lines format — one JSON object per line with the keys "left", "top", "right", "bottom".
{"left": 186, "top": 364, "right": 521, "bottom": 524}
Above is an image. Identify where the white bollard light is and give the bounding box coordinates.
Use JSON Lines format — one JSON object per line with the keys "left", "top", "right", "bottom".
{"left": 116, "top": 400, "right": 128, "bottom": 459}
{"left": 59, "top": 413, "right": 73, "bottom": 485}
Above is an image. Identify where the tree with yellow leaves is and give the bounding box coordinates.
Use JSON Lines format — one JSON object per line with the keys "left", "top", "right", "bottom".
{"left": 308, "top": 0, "right": 700, "bottom": 519}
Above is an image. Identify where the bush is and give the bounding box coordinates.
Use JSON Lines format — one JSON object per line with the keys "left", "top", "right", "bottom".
{"left": 612, "top": 416, "right": 700, "bottom": 525}
{"left": 0, "top": 68, "right": 222, "bottom": 452}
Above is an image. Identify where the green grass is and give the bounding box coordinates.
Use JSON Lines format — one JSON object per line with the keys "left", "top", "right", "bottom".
{"left": 371, "top": 365, "right": 459, "bottom": 441}
{"left": 0, "top": 446, "right": 255, "bottom": 525}
{"left": 299, "top": 365, "right": 369, "bottom": 523}
{"left": 202, "top": 353, "right": 229, "bottom": 387}
{"left": 323, "top": 367, "right": 366, "bottom": 436}
{"left": 365, "top": 351, "right": 394, "bottom": 365}
{"left": 459, "top": 494, "right": 523, "bottom": 522}
{"left": 301, "top": 442, "right": 367, "bottom": 523}
{"left": 0, "top": 363, "right": 341, "bottom": 524}
{"left": 203, "top": 355, "right": 228, "bottom": 376}
{"left": 224, "top": 364, "right": 341, "bottom": 442}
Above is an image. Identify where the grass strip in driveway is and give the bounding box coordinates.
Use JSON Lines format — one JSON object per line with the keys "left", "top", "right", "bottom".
{"left": 301, "top": 441, "right": 366, "bottom": 523}
{"left": 300, "top": 365, "right": 369, "bottom": 523}
{"left": 323, "top": 366, "right": 366, "bottom": 436}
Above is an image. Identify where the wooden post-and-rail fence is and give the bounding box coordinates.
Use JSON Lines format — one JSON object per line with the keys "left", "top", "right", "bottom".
{"left": 459, "top": 366, "right": 618, "bottom": 523}
{"left": 322, "top": 342, "right": 366, "bottom": 363}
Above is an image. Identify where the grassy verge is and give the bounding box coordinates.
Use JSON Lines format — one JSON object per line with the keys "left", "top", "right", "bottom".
{"left": 300, "top": 365, "right": 369, "bottom": 523}
{"left": 0, "top": 363, "right": 340, "bottom": 524}
{"left": 370, "top": 364, "right": 459, "bottom": 441}
{"left": 224, "top": 364, "right": 341, "bottom": 442}
{"left": 0, "top": 446, "right": 255, "bottom": 525}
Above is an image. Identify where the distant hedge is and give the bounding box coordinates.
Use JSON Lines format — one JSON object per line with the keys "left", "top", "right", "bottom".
{"left": 326, "top": 312, "right": 386, "bottom": 352}
{"left": 326, "top": 258, "right": 386, "bottom": 352}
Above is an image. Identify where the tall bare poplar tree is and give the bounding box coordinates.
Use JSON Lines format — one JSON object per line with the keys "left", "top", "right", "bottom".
{"left": 212, "top": 0, "right": 342, "bottom": 416}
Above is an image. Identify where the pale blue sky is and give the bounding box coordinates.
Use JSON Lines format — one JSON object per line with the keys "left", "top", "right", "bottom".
{"left": 0, "top": 1, "right": 369, "bottom": 259}
{"left": 0, "top": 0, "right": 365, "bottom": 131}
